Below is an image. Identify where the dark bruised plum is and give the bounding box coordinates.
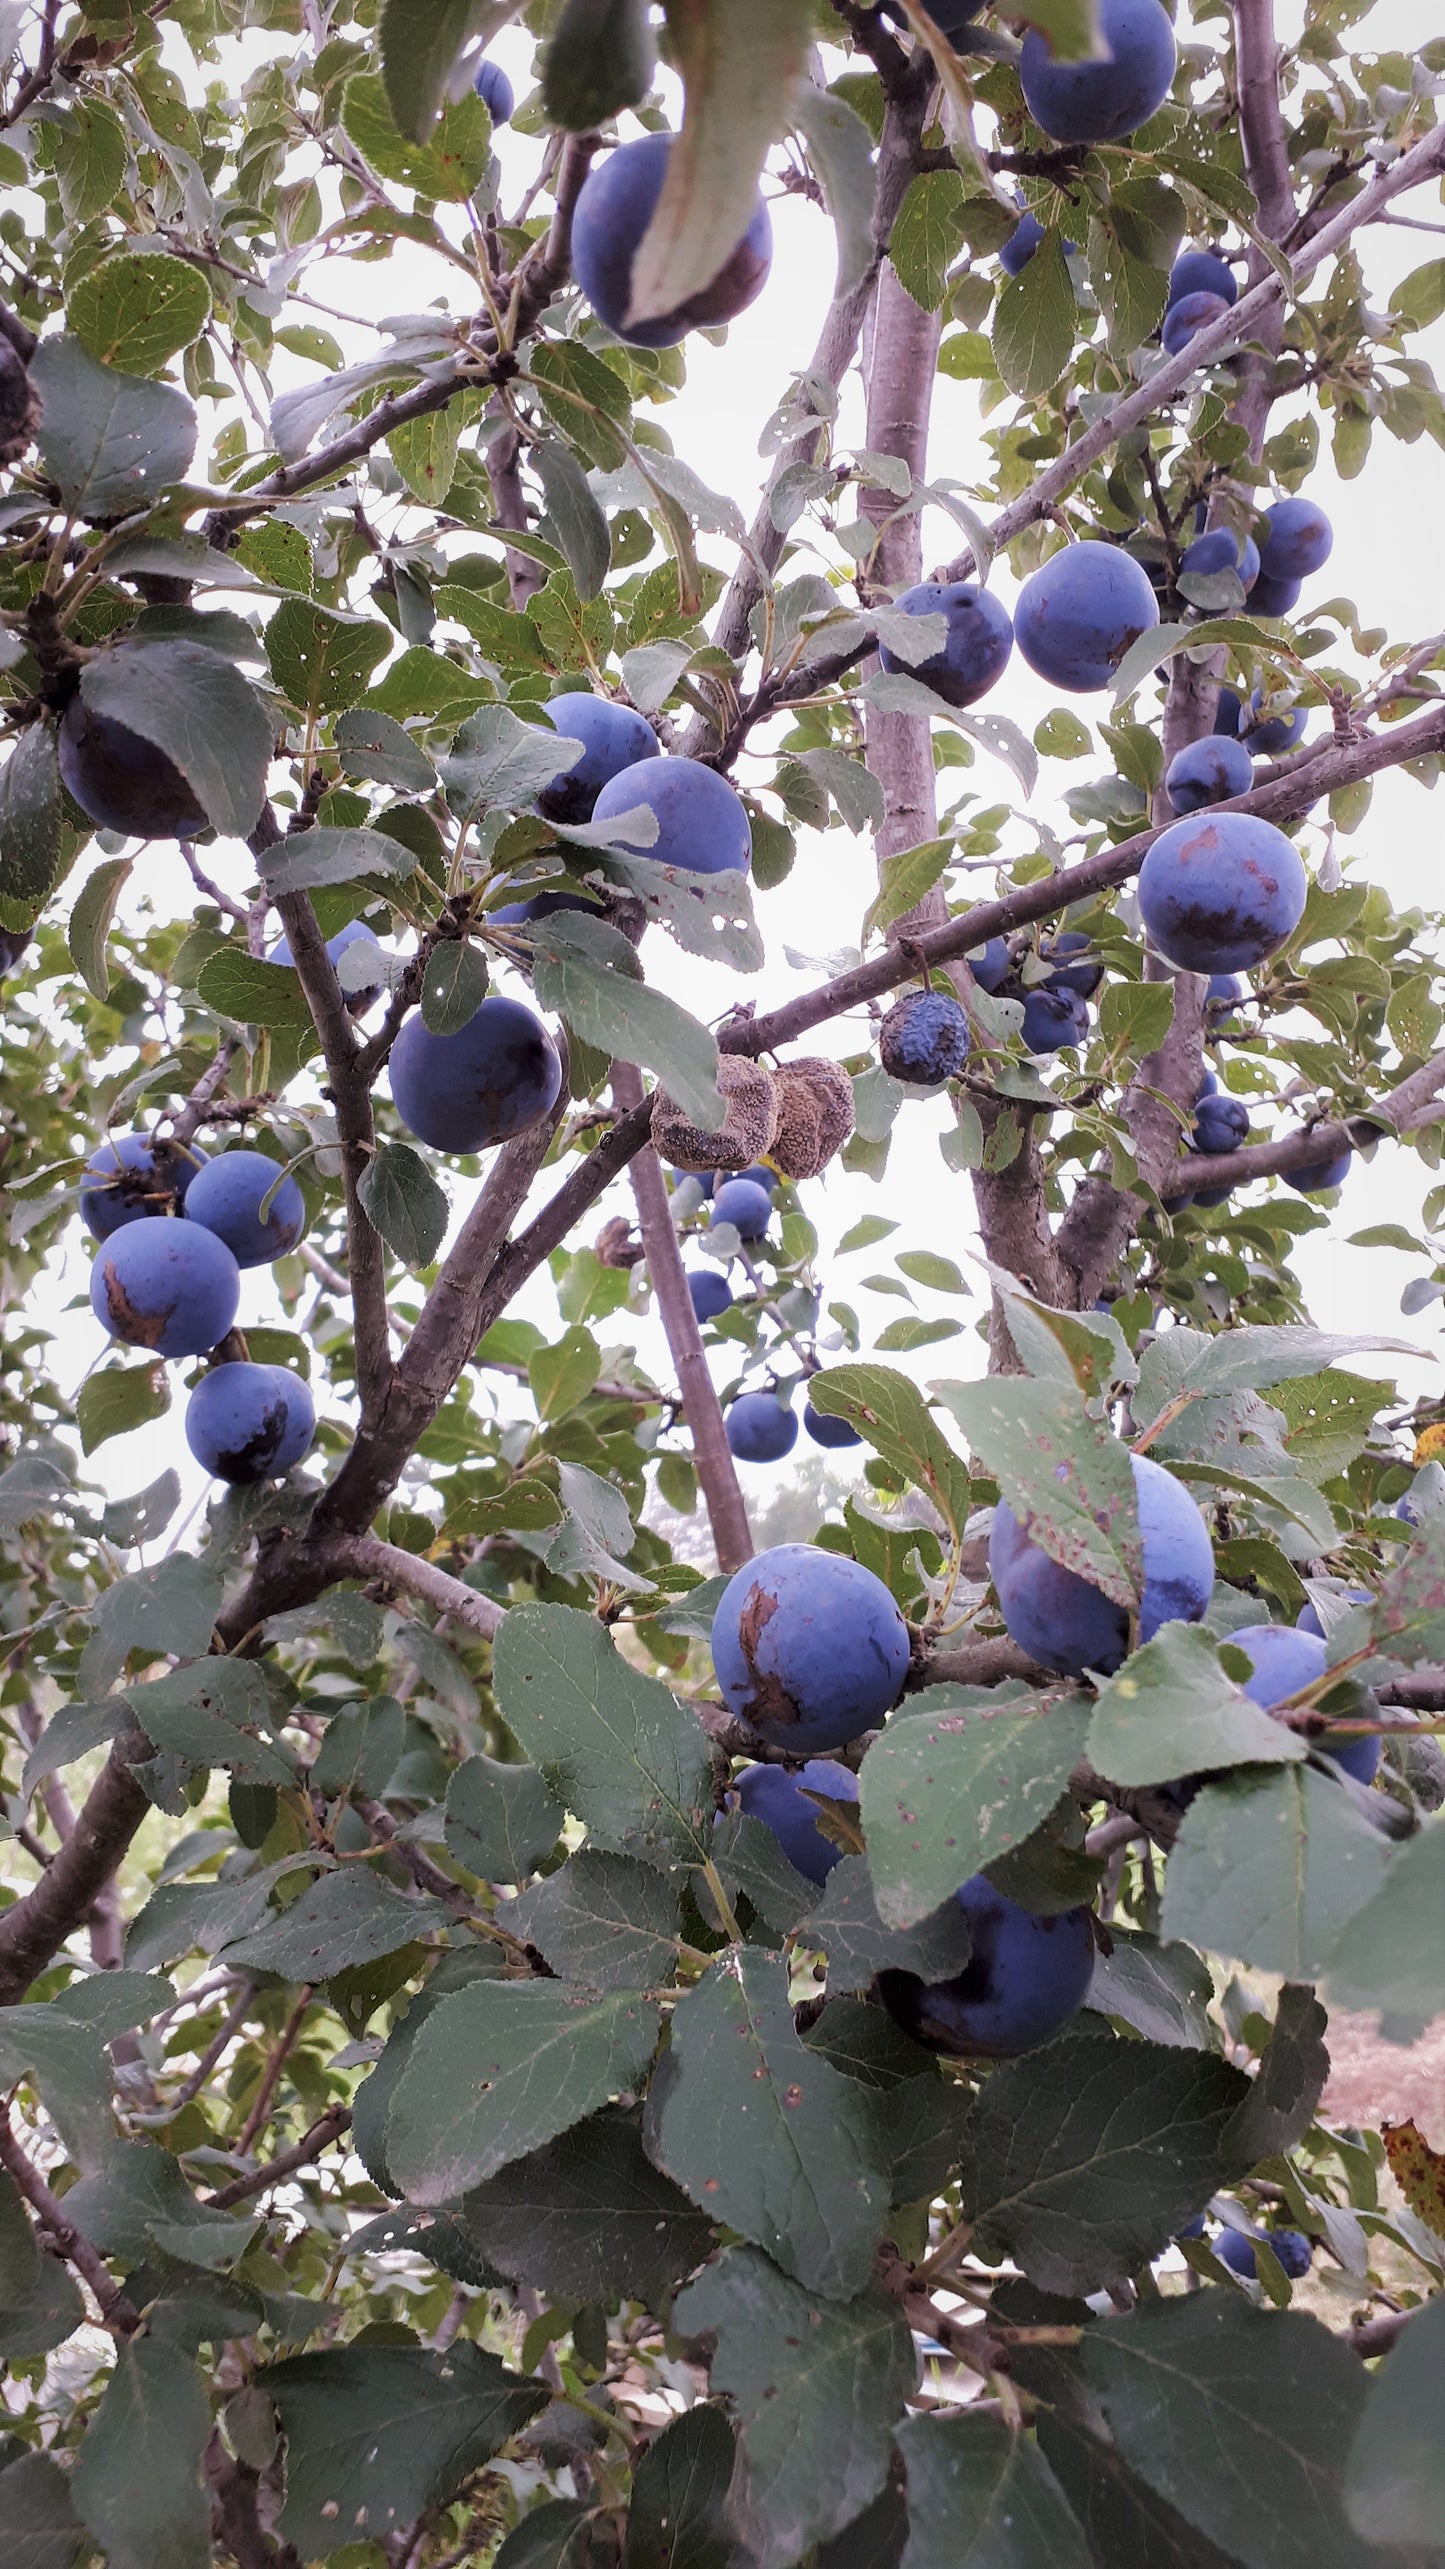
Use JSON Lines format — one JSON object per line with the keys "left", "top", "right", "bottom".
{"left": 1136, "top": 810, "right": 1307, "bottom": 973}
{"left": 59, "top": 688, "right": 207, "bottom": 840}
{"left": 879, "top": 991, "right": 971, "bottom": 1085}
{"left": 81, "top": 1133, "right": 207, "bottom": 1240}
{"left": 389, "top": 993, "right": 562, "bottom": 1154}
{"left": 879, "top": 1875, "right": 1095, "bottom": 2058}
{"left": 711, "top": 1542, "right": 910, "bottom": 1751}
{"left": 89, "top": 1216, "right": 240, "bottom": 1359}
{"left": 185, "top": 1360, "right": 315, "bottom": 1484}
{"left": 1166, "top": 736, "right": 1253, "bottom": 815}
{"left": 571, "top": 133, "right": 772, "bottom": 348}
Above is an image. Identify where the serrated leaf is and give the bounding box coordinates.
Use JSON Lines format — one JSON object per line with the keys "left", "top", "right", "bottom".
{"left": 1088, "top": 1623, "right": 1304, "bottom": 1788}
{"left": 935, "top": 1377, "right": 1143, "bottom": 1607}
{"left": 543, "top": 0, "right": 656, "bottom": 129}
{"left": 1083, "top": 1925, "right": 1215, "bottom": 2050}
{"left": 0, "top": 724, "right": 65, "bottom": 925}
{"left": 897, "top": 2409, "right": 1092, "bottom": 2569}
{"left": 535, "top": 438, "right": 610, "bottom": 602}
{"left": 69, "top": 251, "right": 211, "bottom": 377}
{"left": 793, "top": 85, "right": 877, "bottom": 298}
{"left": 222, "top": 1866, "right": 446, "bottom": 1981}
{"left": 0, "top": 2169, "right": 84, "bottom": 2359}
{"left": 626, "top": 2405, "right": 737, "bottom": 2569}
{"left": 493, "top": 1604, "right": 711, "bottom": 1869}
{"left": 529, "top": 914, "right": 720, "bottom": 1126}
{"left": 461, "top": 2106, "right": 712, "bottom": 2304}
{"left": 444, "top": 1754, "right": 562, "bottom": 1882}
{"left": 257, "top": 827, "right": 414, "bottom": 897}
{"left": 311, "top": 1698, "right": 406, "bottom": 1802}
{"left": 71, "top": 2338, "right": 210, "bottom": 2569}
{"left": 76, "top": 1360, "right": 169, "bottom": 1456}
{"left": 1344, "top": 2288, "right": 1445, "bottom": 2547}
{"left": 80, "top": 644, "right": 271, "bottom": 838}
{"left": 1161, "top": 1769, "right": 1389, "bottom": 1982}
{"left": 628, "top": 0, "right": 812, "bottom": 329}
{"left": 195, "top": 949, "right": 315, "bottom": 1029}
{"left": 358, "top": 1141, "right": 449, "bottom": 1267}
{"left": 866, "top": 835, "right": 954, "bottom": 939}
{"left": 1323, "top": 1816, "right": 1445, "bottom": 2031}
{"left": 861, "top": 1690, "right": 1092, "bottom": 1928}
{"left": 334, "top": 708, "right": 437, "bottom": 792}
{"left": 31, "top": 337, "right": 196, "bottom": 518}
{"left": 0, "top": 2449, "right": 88, "bottom": 2569}
{"left": 67, "top": 856, "right": 131, "bottom": 1001}
{"left": 994, "top": 231, "right": 1076, "bottom": 398}
{"left": 891, "top": 167, "right": 965, "bottom": 312}
{"left": 266, "top": 599, "right": 390, "bottom": 719}
{"left": 1099, "top": 977, "right": 1175, "bottom": 1059}
{"left": 343, "top": 72, "right": 492, "bottom": 199}
{"left": 509, "top": 1851, "right": 679, "bottom": 1991}
{"left": 804, "top": 1361, "right": 970, "bottom": 1536}
{"left": 806, "top": 1854, "right": 978, "bottom": 1996}
{"left": 594, "top": 851, "right": 763, "bottom": 973}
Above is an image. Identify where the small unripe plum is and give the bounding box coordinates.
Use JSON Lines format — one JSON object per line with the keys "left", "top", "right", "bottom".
{"left": 1015, "top": 542, "right": 1161, "bottom": 693}
{"left": 90, "top": 1216, "right": 240, "bottom": 1359}
{"left": 1039, "top": 931, "right": 1103, "bottom": 998}
{"left": 1247, "top": 569, "right": 1303, "bottom": 617}
{"left": 877, "top": 580, "right": 1013, "bottom": 710}
{"left": 185, "top": 1360, "right": 315, "bottom": 1484}
{"left": 686, "top": 1268, "right": 733, "bottom": 1323}
{"left": 1161, "top": 290, "right": 1231, "bottom": 357}
{"left": 184, "top": 1150, "right": 306, "bottom": 1268}
{"left": 1228, "top": 1619, "right": 1381, "bottom": 1786}
{"left": 572, "top": 133, "right": 772, "bottom": 348}
{"left": 1284, "top": 1145, "right": 1352, "bottom": 1196}
{"left": 879, "top": 991, "right": 970, "bottom": 1085}
{"left": 272, "top": 918, "right": 384, "bottom": 1009}
{"left": 803, "top": 1397, "right": 862, "bottom": 1450}
{"left": 1168, "top": 249, "right": 1237, "bottom": 309}
{"left": 879, "top": 1875, "right": 1095, "bottom": 2059}
{"left": 968, "top": 938, "right": 1010, "bottom": 992}
{"left": 538, "top": 695, "right": 660, "bottom": 826}
{"left": 389, "top": 993, "right": 562, "bottom": 1153}
{"left": 726, "top": 1395, "right": 798, "bottom": 1467}
{"left": 711, "top": 1177, "right": 773, "bottom": 1240}
{"left": 1166, "top": 735, "right": 1253, "bottom": 815}
{"left": 1194, "top": 1093, "right": 1248, "bottom": 1150}
{"left": 473, "top": 56, "right": 515, "bottom": 124}
{"left": 1021, "top": 987, "right": 1089, "bottom": 1053}
{"left": 1216, "top": 2225, "right": 1313, "bottom": 2281}
{"left": 1020, "top": 0, "right": 1176, "bottom": 144}
{"left": 59, "top": 687, "right": 207, "bottom": 840}
{"left": 733, "top": 1758, "right": 859, "bottom": 1886}
{"left": 1296, "top": 1587, "right": 1371, "bottom": 1639}
{"left": 1258, "top": 496, "right": 1333, "bottom": 583}
{"left": 591, "top": 756, "right": 752, "bottom": 877}
{"left": 990, "top": 1449, "right": 1213, "bottom": 1677}
{"left": 711, "top": 1541, "right": 911, "bottom": 1749}
{"left": 1180, "top": 528, "right": 1259, "bottom": 592}
{"left": 1136, "top": 810, "right": 1307, "bottom": 973}
{"left": 81, "top": 1133, "right": 207, "bottom": 1239}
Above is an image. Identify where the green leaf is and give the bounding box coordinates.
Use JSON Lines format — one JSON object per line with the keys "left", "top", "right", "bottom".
{"left": 793, "top": 86, "right": 878, "bottom": 299}
{"left": 420, "top": 939, "right": 489, "bottom": 1034}
{"left": 31, "top": 338, "right": 196, "bottom": 518}
{"left": 594, "top": 849, "right": 762, "bottom": 974}
{"left": 462, "top": 2105, "right": 712, "bottom": 2303}
{"left": 866, "top": 836, "right": 954, "bottom": 939}
{"left": 80, "top": 644, "right": 271, "bottom": 838}
{"left": 50, "top": 96, "right": 127, "bottom": 222}
{"left": 509, "top": 1851, "right": 679, "bottom": 1992}
{"left": 0, "top": 2450, "right": 88, "bottom": 2569}
{"left": 222, "top": 1865, "right": 447, "bottom": 1981}
{"left": 310, "top": 1697, "right": 406, "bottom": 1801}
{"left": 1083, "top": 2295, "right": 1389, "bottom": 2569}
{"left": 897, "top": 2410, "right": 1091, "bottom": 2569}
{"left": 673, "top": 2248, "right": 916, "bottom": 2569}
{"left": 1390, "top": 258, "right": 1445, "bottom": 329}
{"left": 530, "top": 914, "right": 722, "bottom": 1127}
{"left": 342, "top": 73, "right": 493, "bottom": 199}
{"left": 993, "top": 231, "right": 1076, "bottom": 399}
{"left": 964, "top": 2031, "right": 1252, "bottom": 2295}
{"left": 994, "top": 0, "right": 1102, "bottom": 52}
{"left": 377, "top": 0, "right": 486, "bottom": 140}
{"left": 645, "top": 1946, "right": 890, "bottom": 2296}
{"left": 67, "top": 855, "right": 131, "bottom": 1001}
{"left": 266, "top": 600, "right": 390, "bottom": 719}
{"left": 125, "top": 1655, "right": 298, "bottom": 1786}
{"left": 1136, "top": 1323, "right": 1412, "bottom": 1411}
{"left": 891, "top": 167, "right": 965, "bottom": 312}
{"left": 1223, "top": 1984, "right": 1329, "bottom": 2170}
{"left": 535, "top": 439, "right": 610, "bottom": 602}
{"left": 257, "top": 827, "right": 414, "bottom": 898}
{"left": 804, "top": 1361, "right": 970, "bottom": 1536}
{"left": 1161, "top": 1769, "right": 1389, "bottom": 1981}
{"left": 444, "top": 1754, "right": 562, "bottom": 1881}
{"left": 334, "top": 708, "right": 437, "bottom": 793}
{"left": 76, "top": 1359, "right": 170, "bottom": 1456}
{"left": 626, "top": 2406, "right": 736, "bottom": 2569}
{"left": 1323, "top": 1816, "right": 1445, "bottom": 2031}
{"left": 69, "top": 251, "right": 211, "bottom": 377}
{"left": 0, "top": 724, "right": 65, "bottom": 926}
{"left": 195, "top": 949, "right": 315, "bottom": 1029}
{"left": 72, "top": 2338, "right": 211, "bottom": 2569}
{"left": 1083, "top": 1925, "right": 1215, "bottom": 2049}
{"left": 874, "top": 1315, "right": 962, "bottom": 1352}
{"left": 895, "top": 1251, "right": 968, "bottom": 1295}
{"left": 1344, "top": 2288, "right": 1445, "bottom": 2547}
{"left": 529, "top": 1323, "right": 602, "bottom": 1422}
{"left": 380, "top": 1976, "right": 662, "bottom": 2204}
{"left": 262, "top": 2343, "right": 548, "bottom": 2558}
{"left": 1099, "top": 977, "right": 1175, "bottom": 1060}
{"left": 389, "top": 406, "right": 460, "bottom": 507}
{"left": 529, "top": 339, "right": 633, "bottom": 471}
{"left": 860, "top": 1690, "right": 1091, "bottom": 1927}
{"left": 809, "top": 1853, "right": 976, "bottom": 1995}
{"left": 0, "top": 2168, "right": 84, "bottom": 2358}
{"left": 490, "top": 1609, "right": 711, "bottom": 1872}
{"left": 358, "top": 1142, "right": 449, "bottom": 1268}
{"left": 935, "top": 1378, "right": 1142, "bottom": 1607}
{"left": 543, "top": 0, "right": 656, "bottom": 131}
{"left": 1088, "top": 1623, "right": 1304, "bottom": 1789}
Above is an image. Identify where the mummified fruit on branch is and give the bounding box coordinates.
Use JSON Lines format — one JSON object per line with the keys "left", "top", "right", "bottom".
{"left": 767, "top": 1056, "right": 855, "bottom": 1181}
{"left": 651, "top": 1055, "right": 778, "bottom": 1173}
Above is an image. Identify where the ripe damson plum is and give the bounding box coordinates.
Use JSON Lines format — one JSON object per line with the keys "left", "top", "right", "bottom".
{"left": 1015, "top": 542, "right": 1160, "bottom": 692}
{"left": 733, "top": 1759, "right": 859, "bottom": 1887}
{"left": 968, "top": 938, "right": 1010, "bottom": 992}
{"left": 1194, "top": 1093, "right": 1249, "bottom": 1150}
{"left": 473, "top": 56, "right": 515, "bottom": 123}
{"left": 1297, "top": 1586, "right": 1372, "bottom": 1639}
{"left": 990, "top": 1449, "right": 1213, "bottom": 1677}
{"left": 1244, "top": 690, "right": 1308, "bottom": 756}
{"left": 877, "top": 580, "right": 1013, "bottom": 710}
{"left": 1247, "top": 570, "right": 1304, "bottom": 616}
{"left": 685, "top": 1268, "right": 733, "bottom": 1323}
{"left": 537, "top": 695, "right": 660, "bottom": 826}
{"left": 490, "top": 889, "right": 595, "bottom": 927}
{"left": 1258, "top": 496, "right": 1333, "bottom": 583}
{"left": 1039, "top": 932, "right": 1103, "bottom": 997}
{"left": 590, "top": 756, "right": 752, "bottom": 876}
{"left": 90, "top": 1216, "right": 240, "bottom": 1360}
{"left": 1161, "top": 290, "right": 1231, "bottom": 357}
{"left": 725, "top": 1396, "right": 798, "bottom": 1467}
{"left": 1136, "top": 810, "right": 1307, "bottom": 973}
{"left": 571, "top": 133, "right": 772, "bottom": 348}
{"left": 879, "top": 991, "right": 971, "bottom": 1085}
{"left": 389, "top": 994, "right": 562, "bottom": 1153}
{"left": 1216, "top": 2225, "right": 1313, "bottom": 2280}
{"left": 272, "top": 918, "right": 384, "bottom": 1009}
{"left": 1166, "top": 735, "right": 1253, "bottom": 815}
{"left": 1168, "top": 249, "right": 1237, "bottom": 308}
{"left": 185, "top": 1360, "right": 315, "bottom": 1485}
{"left": 710, "top": 1177, "right": 773, "bottom": 1240}
{"left": 736, "top": 1164, "right": 780, "bottom": 1192}
{"left": 711, "top": 1541, "right": 910, "bottom": 1750}
{"left": 803, "top": 1398, "right": 862, "bottom": 1450}
{"left": 81, "top": 1133, "right": 207, "bottom": 1239}
{"left": 1285, "top": 1145, "right": 1352, "bottom": 1196}
{"left": 184, "top": 1150, "right": 307, "bottom": 1268}
{"left": 1205, "top": 971, "right": 1246, "bottom": 1020}
{"left": 1021, "top": 987, "right": 1089, "bottom": 1053}
{"left": 1020, "top": 0, "right": 1176, "bottom": 144}
{"left": 1180, "top": 528, "right": 1260, "bottom": 592}
{"left": 59, "top": 687, "right": 207, "bottom": 840}
{"left": 1229, "top": 1620, "right": 1381, "bottom": 1785}
{"left": 1001, "top": 211, "right": 1045, "bottom": 275}
{"left": 879, "top": 1875, "right": 1095, "bottom": 2058}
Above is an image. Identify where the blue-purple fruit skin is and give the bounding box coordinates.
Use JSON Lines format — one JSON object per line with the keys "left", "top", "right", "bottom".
{"left": 591, "top": 756, "right": 752, "bottom": 877}
{"left": 90, "top": 1216, "right": 240, "bottom": 1360}
{"left": 670, "top": 1166, "right": 714, "bottom": 1198}
{"left": 538, "top": 695, "right": 660, "bottom": 826}
{"left": 878, "top": 1876, "right": 1095, "bottom": 2059}
{"left": 880, "top": 991, "right": 971, "bottom": 1084}
{"left": 1196, "top": 1066, "right": 1218, "bottom": 1099}
{"left": 969, "top": 938, "right": 1010, "bottom": 992}
{"left": 1169, "top": 249, "right": 1236, "bottom": 308}
{"left": 59, "top": 689, "right": 207, "bottom": 840}
{"left": 1015, "top": 541, "right": 1161, "bottom": 692}
{"left": 571, "top": 133, "right": 772, "bottom": 348}
{"left": 184, "top": 1150, "right": 306, "bottom": 1268}
{"left": 1020, "top": 0, "right": 1176, "bottom": 144}
{"left": 1230, "top": 1619, "right": 1381, "bottom": 1786}
{"left": 1285, "top": 1146, "right": 1352, "bottom": 1196}
{"left": 881, "top": 0, "right": 986, "bottom": 33}
{"left": 1205, "top": 971, "right": 1245, "bottom": 1015}
{"left": 725, "top": 1396, "right": 798, "bottom": 1468}
{"left": 1217, "top": 2226, "right": 1312, "bottom": 2280}
{"left": 1167, "top": 735, "right": 1254, "bottom": 815}
{"left": 712, "top": 1541, "right": 911, "bottom": 1750}
{"left": 711, "top": 1177, "right": 773, "bottom": 1239}
{"left": 804, "top": 1400, "right": 862, "bottom": 1450}
{"left": 272, "top": 919, "right": 383, "bottom": 1007}
{"left": 81, "top": 1133, "right": 207, "bottom": 1239}
{"left": 473, "top": 56, "right": 514, "bottom": 124}
{"left": 1259, "top": 496, "right": 1333, "bottom": 582}
{"left": 734, "top": 1758, "right": 859, "bottom": 1886}
{"left": 1161, "top": 290, "right": 1231, "bottom": 357}
{"left": 686, "top": 1268, "right": 733, "bottom": 1323}
{"left": 1001, "top": 211, "right": 1045, "bottom": 275}
{"left": 877, "top": 580, "right": 1013, "bottom": 710}
{"left": 1175, "top": 2211, "right": 1208, "bottom": 2241}
{"left": 1297, "top": 1588, "right": 1372, "bottom": 1639}
{"left": 1136, "top": 810, "right": 1307, "bottom": 973}
{"left": 990, "top": 1450, "right": 1214, "bottom": 1677}
{"left": 1022, "top": 987, "right": 1089, "bottom": 1053}
{"left": 490, "top": 889, "right": 595, "bottom": 927}
{"left": 1180, "top": 528, "right": 1260, "bottom": 591}
{"left": 1040, "top": 931, "right": 1103, "bottom": 997}
{"left": 1194, "top": 1093, "right": 1248, "bottom": 1150}
{"left": 186, "top": 1361, "right": 315, "bottom": 1484}
{"left": 389, "top": 993, "right": 562, "bottom": 1153}
{"left": 1248, "top": 570, "right": 1303, "bottom": 617}
{"left": 737, "top": 1164, "right": 780, "bottom": 1192}
{"left": 1243, "top": 691, "right": 1308, "bottom": 756}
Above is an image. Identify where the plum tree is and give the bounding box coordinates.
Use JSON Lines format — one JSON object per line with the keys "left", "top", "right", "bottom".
{"left": 1161, "top": 290, "right": 1232, "bottom": 357}
{"left": 879, "top": 990, "right": 971, "bottom": 1083}
{"left": 58, "top": 685, "right": 206, "bottom": 840}
{"left": 590, "top": 755, "right": 752, "bottom": 875}
{"left": 879, "top": 1877, "right": 1096, "bottom": 2058}
{"left": 1228, "top": 1622, "right": 1382, "bottom": 1785}
{"left": 1168, "top": 248, "right": 1237, "bottom": 307}
{"left": 536, "top": 694, "right": 660, "bottom": 825}
{"left": 876, "top": 580, "right": 1013, "bottom": 708}
{"left": 1136, "top": 810, "right": 1308, "bottom": 971}
{"left": 571, "top": 133, "right": 772, "bottom": 347}
{"left": 80, "top": 1132, "right": 207, "bottom": 1238}
{"left": 1021, "top": 985, "right": 1089, "bottom": 1052}
{"left": 1258, "top": 495, "right": 1333, "bottom": 581}
{"left": 1020, "top": 0, "right": 1177, "bottom": 144}
{"left": 1014, "top": 541, "right": 1161, "bottom": 690}
{"left": 725, "top": 1392, "right": 798, "bottom": 1466}
{"left": 1166, "top": 735, "right": 1254, "bottom": 814}
{"left": 1216, "top": 2226, "right": 1314, "bottom": 2280}
{"left": 712, "top": 1543, "right": 910, "bottom": 1749}
{"left": 185, "top": 1360, "right": 316, "bottom": 1485}
{"left": 710, "top": 1175, "right": 773, "bottom": 1238}
{"left": 389, "top": 994, "right": 562, "bottom": 1152}
{"left": 182, "top": 1149, "right": 307, "bottom": 1267}
{"left": 89, "top": 1215, "right": 240, "bottom": 1359}
{"left": 732, "top": 1759, "right": 859, "bottom": 1885}
{"left": 991, "top": 1451, "right": 1214, "bottom": 1676}
{"left": 473, "top": 56, "right": 515, "bottom": 125}
{"left": 803, "top": 1398, "right": 862, "bottom": 1448}
{"left": 685, "top": 1267, "right": 733, "bottom": 1322}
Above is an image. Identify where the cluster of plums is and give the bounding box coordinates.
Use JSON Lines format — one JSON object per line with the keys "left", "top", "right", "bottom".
{"left": 1180, "top": 1062, "right": 1351, "bottom": 1211}
{"left": 83, "top": 1135, "right": 315, "bottom": 1486}
{"left": 1176, "top": 2212, "right": 1314, "bottom": 2280}
{"left": 671, "top": 1163, "right": 862, "bottom": 1466}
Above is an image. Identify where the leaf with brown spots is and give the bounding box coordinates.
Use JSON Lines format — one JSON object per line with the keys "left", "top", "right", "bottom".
{"left": 1382, "top": 2119, "right": 1445, "bottom": 2239}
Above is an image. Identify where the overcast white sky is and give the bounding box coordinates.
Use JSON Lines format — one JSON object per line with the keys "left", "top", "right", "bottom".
{"left": 40, "top": 0, "right": 1445, "bottom": 1537}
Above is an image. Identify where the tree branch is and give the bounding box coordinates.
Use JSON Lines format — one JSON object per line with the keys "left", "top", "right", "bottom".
{"left": 313, "top": 1535, "right": 506, "bottom": 1641}
{"left": 0, "top": 1724, "right": 152, "bottom": 2006}
{"left": 203, "top": 2102, "right": 353, "bottom": 2210}
{"left": 0, "top": 2107, "right": 138, "bottom": 2333}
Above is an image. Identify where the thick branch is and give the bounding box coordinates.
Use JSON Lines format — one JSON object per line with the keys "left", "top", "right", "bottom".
{"left": 1158, "top": 1041, "right": 1445, "bottom": 1200}
{"left": 0, "top": 1726, "right": 152, "bottom": 2006}
{"left": 314, "top": 1535, "right": 506, "bottom": 1640}
{"left": 0, "top": 2108, "right": 138, "bottom": 2332}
